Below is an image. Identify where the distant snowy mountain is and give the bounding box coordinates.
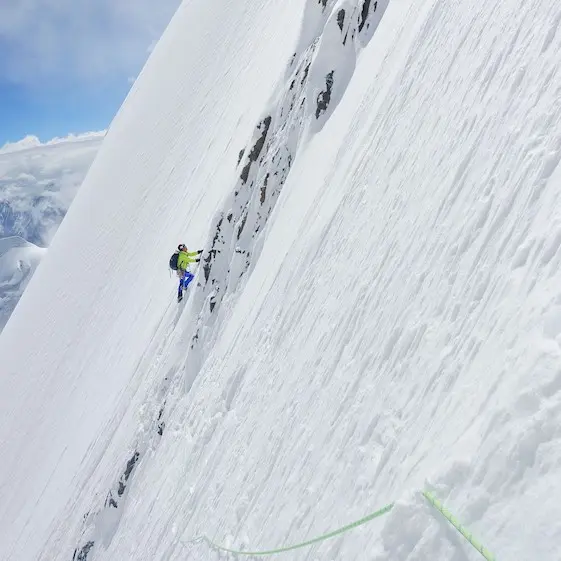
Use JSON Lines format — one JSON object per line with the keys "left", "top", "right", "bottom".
{"left": 0, "top": 131, "right": 103, "bottom": 246}
{"left": 2, "top": 0, "right": 561, "bottom": 561}
{"left": 0, "top": 237, "right": 46, "bottom": 331}
{"left": 0, "top": 132, "right": 103, "bottom": 331}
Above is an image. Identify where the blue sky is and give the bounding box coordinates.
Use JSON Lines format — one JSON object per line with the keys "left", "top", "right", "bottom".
{"left": 0, "top": 0, "right": 181, "bottom": 146}
{"left": 0, "top": 80, "right": 131, "bottom": 143}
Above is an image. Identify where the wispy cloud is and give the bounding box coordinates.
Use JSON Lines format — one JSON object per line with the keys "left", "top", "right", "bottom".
{"left": 0, "top": 131, "right": 103, "bottom": 329}
{"left": 0, "top": 131, "right": 105, "bottom": 154}
{"left": 0, "top": 131, "right": 103, "bottom": 244}
{"left": 0, "top": 0, "right": 181, "bottom": 87}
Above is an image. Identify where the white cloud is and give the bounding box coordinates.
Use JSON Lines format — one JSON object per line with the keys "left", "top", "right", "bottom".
{"left": 0, "top": 131, "right": 105, "bottom": 154}
{"left": 0, "top": 132, "right": 103, "bottom": 331}
{"left": 0, "top": 0, "right": 181, "bottom": 86}
{"left": 0, "top": 136, "right": 42, "bottom": 154}
{"left": 0, "top": 132, "right": 104, "bottom": 245}
{"left": 0, "top": 236, "right": 46, "bottom": 332}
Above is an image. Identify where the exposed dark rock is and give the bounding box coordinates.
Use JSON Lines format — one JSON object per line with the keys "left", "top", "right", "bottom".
{"left": 240, "top": 162, "right": 251, "bottom": 183}
{"left": 106, "top": 492, "right": 118, "bottom": 509}
{"left": 301, "top": 63, "right": 311, "bottom": 85}
{"left": 227, "top": 213, "right": 233, "bottom": 222}
{"left": 240, "top": 116, "right": 272, "bottom": 184}
{"left": 237, "top": 148, "right": 245, "bottom": 165}
{"left": 203, "top": 252, "right": 213, "bottom": 283}
{"left": 212, "top": 218, "right": 223, "bottom": 245}
{"left": 123, "top": 452, "right": 139, "bottom": 482}
{"left": 337, "top": 9, "right": 345, "bottom": 31}
{"left": 73, "top": 541, "right": 94, "bottom": 561}
{"left": 203, "top": 217, "right": 224, "bottom": 282}
{"left": 359, "top": 0, "right": 371, "bottom": 32}
{"left": 157, "top": 406, "right": 165, "bottom": 436}
{"left": 260, "top": 173, "right": 270, "bottom": 205}
{"left": 117, "top": 451, "right": 140, "bottom": 497}
{"left": 316, "top": 71, "right": 334, "bottom": 119}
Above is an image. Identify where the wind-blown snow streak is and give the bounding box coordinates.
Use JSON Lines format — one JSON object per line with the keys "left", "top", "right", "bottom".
{"left": 2, "top": 0, "right": 561, "bottom": 560}
{"left": 66, "top": 1, "right": 391, "bottom": 558}
{"left": 0, "top": 0, "right": 307, "bottom": 559}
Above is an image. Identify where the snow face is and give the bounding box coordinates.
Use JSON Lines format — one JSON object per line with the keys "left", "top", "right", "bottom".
{"left": 0, "top": 0, "right": 306, "bottom": 559}
{"left": 2, "top": 1, "right": 561, "bottom": 561}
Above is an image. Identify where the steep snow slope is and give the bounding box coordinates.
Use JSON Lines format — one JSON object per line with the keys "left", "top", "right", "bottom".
{"left": 2, "top": 1, "right": 561, "bottom": 561}
{"left": 0, "top": 237, "right": 46, "bottom": 330}
{"left": 0, "top": 0, "right": 305, "bottom": 559}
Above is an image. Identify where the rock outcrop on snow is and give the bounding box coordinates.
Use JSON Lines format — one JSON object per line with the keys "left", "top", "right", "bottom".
{"left": 2, "top": 0, "right": 561, "bottom": 560}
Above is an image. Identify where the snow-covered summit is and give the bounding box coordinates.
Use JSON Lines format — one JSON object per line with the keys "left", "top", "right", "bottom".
{"left": 2, "top": 0, "right": 561, "bottom": 560}
{"left": 0, "top": 236, "right": 46, "bottom": 331}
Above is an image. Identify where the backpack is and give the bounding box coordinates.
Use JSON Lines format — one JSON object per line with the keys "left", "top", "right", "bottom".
{"left": 169, "top": 251, "right": 179, "bottom": 270}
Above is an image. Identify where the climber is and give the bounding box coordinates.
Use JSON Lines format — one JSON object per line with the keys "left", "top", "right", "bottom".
{"left": 170, "top": 244, "right": 203, "bottom": 302}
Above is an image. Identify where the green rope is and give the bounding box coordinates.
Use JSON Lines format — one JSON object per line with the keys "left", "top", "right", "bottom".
{"left": 423, "top": 491, "right": 497, "bottom": 561}
{"left": 191, "top": 492, "right": 498, "bottom": 559}
{"left": 202, "top": 502, "right": 394, "bottom": 556}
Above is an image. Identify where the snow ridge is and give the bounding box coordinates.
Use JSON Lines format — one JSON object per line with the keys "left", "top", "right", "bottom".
{"left": 5, "top": 0, "right": 561, "bottom": 558}
{"left": 66, "top": 1, "right": 390, "bottom": 558}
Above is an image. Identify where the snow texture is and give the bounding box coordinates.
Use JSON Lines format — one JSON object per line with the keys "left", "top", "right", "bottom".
{"left": 1, "top": 0, "right": 561, "bottom": 560}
